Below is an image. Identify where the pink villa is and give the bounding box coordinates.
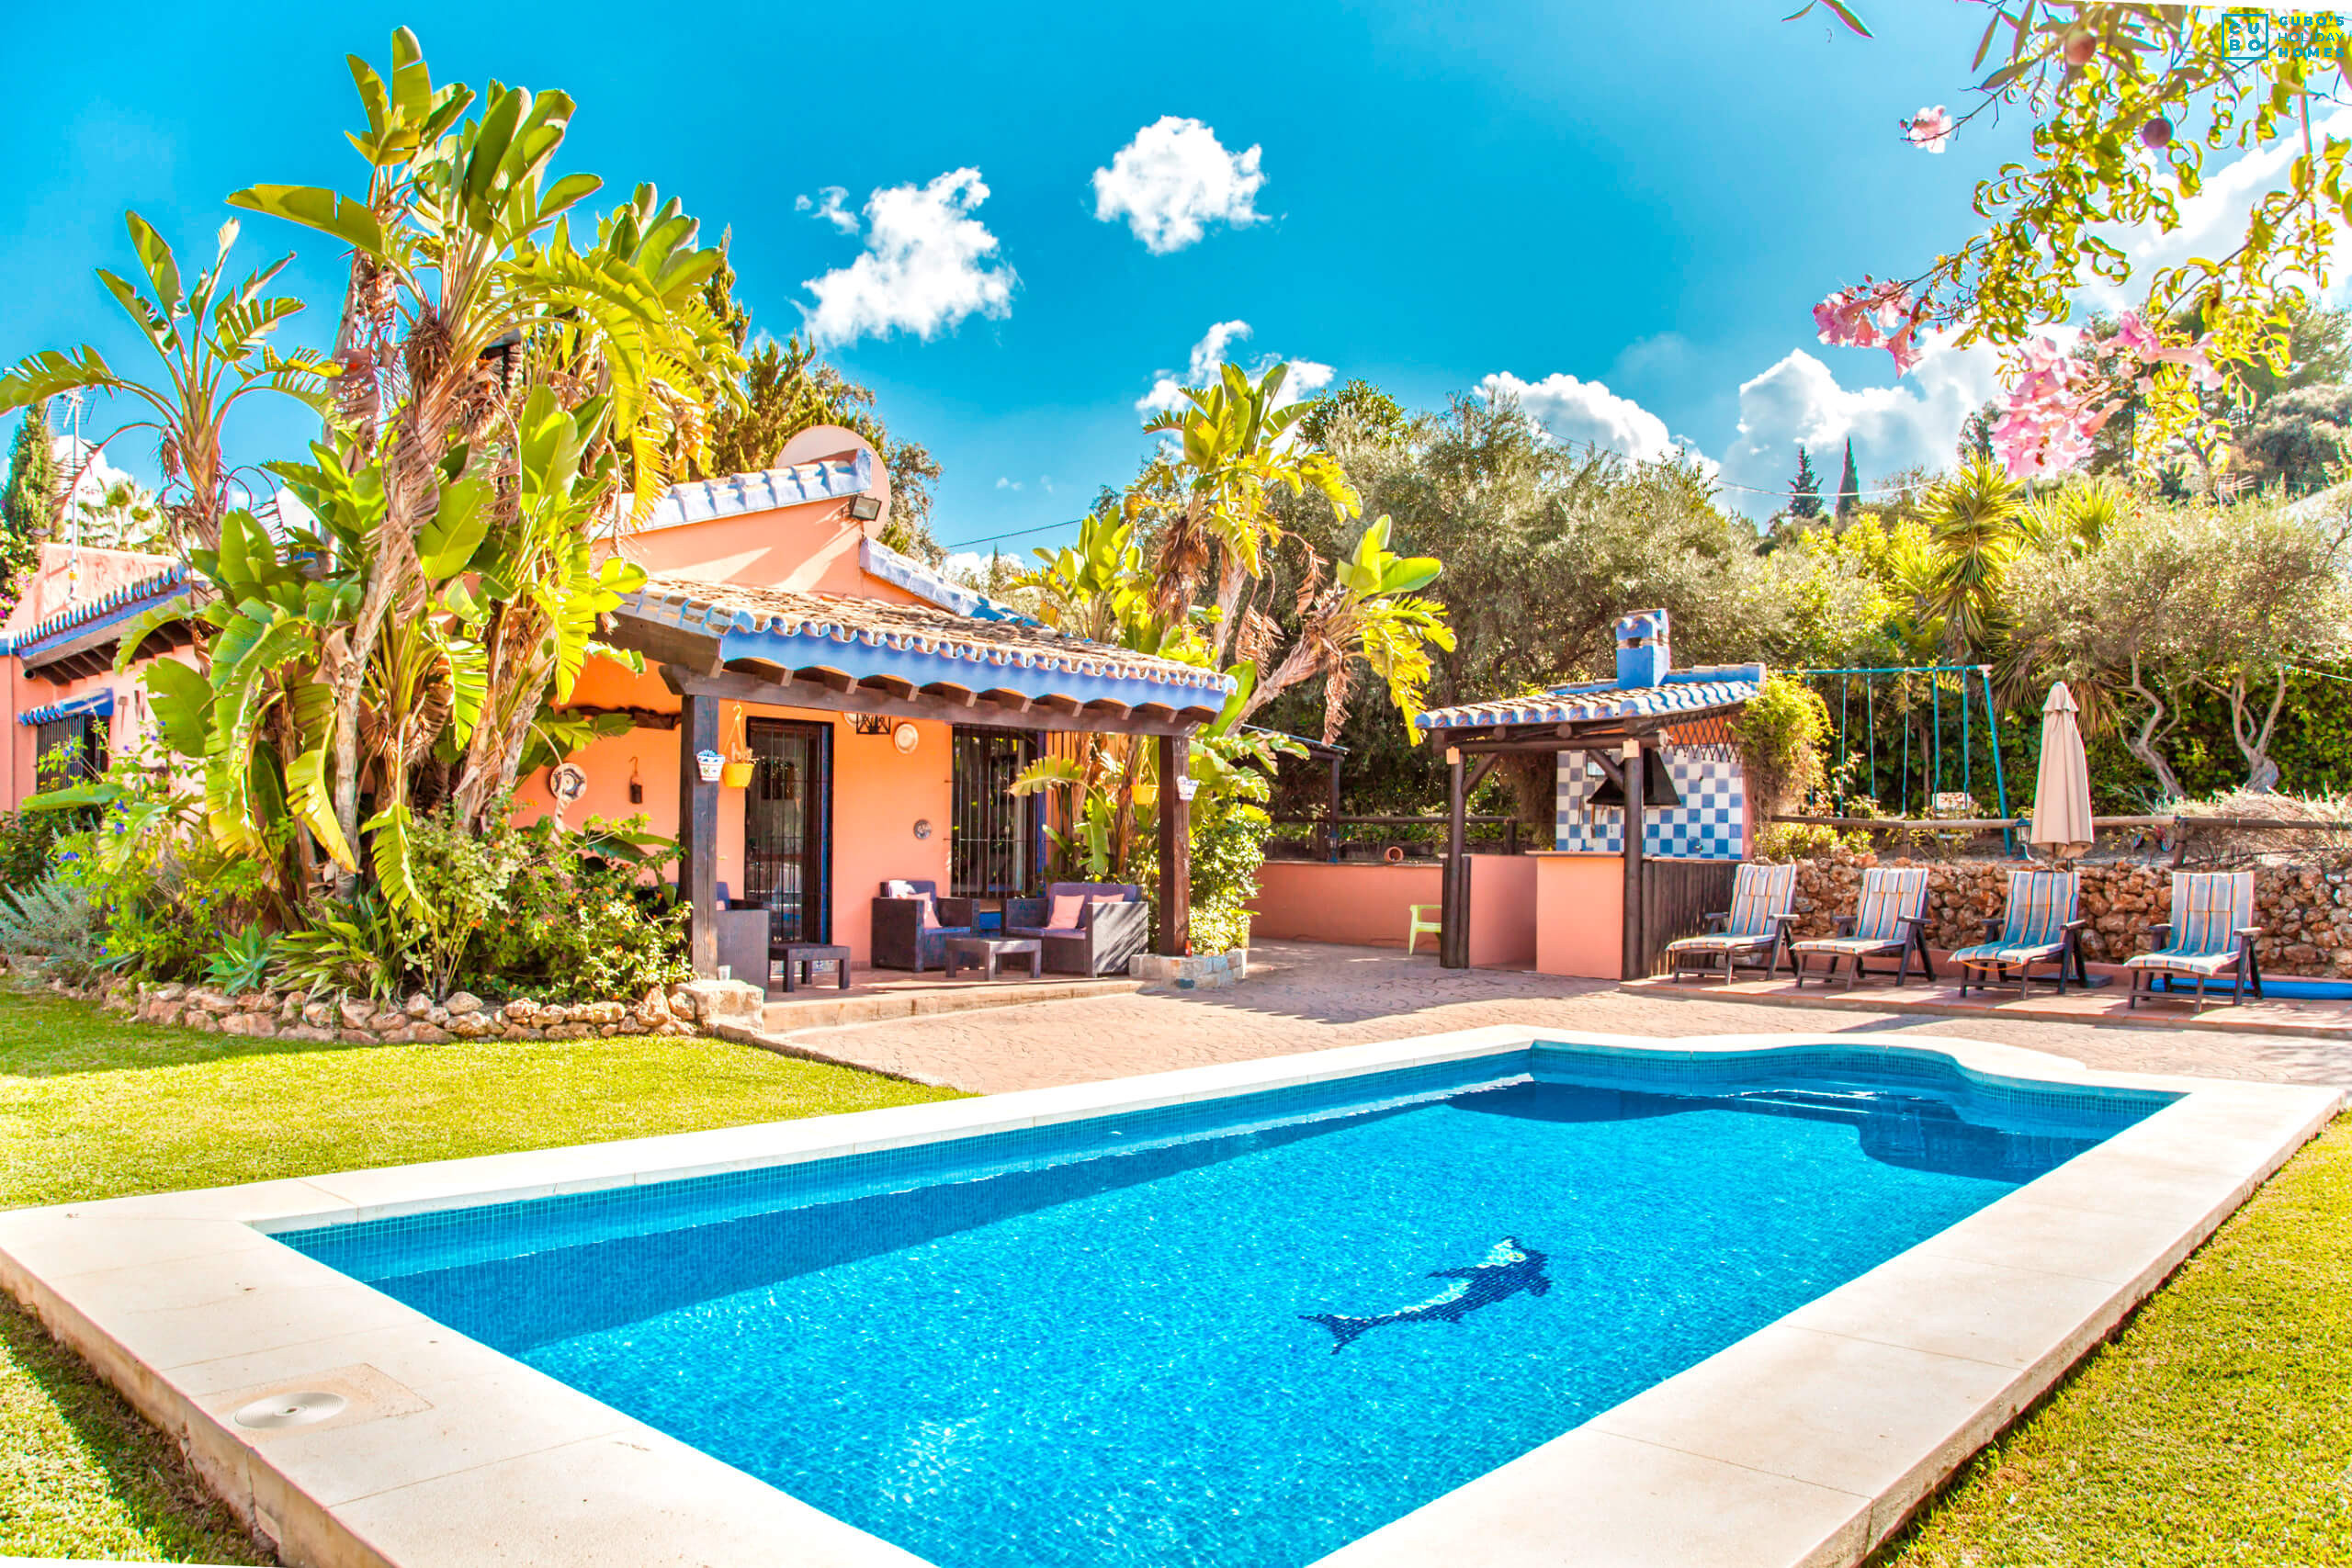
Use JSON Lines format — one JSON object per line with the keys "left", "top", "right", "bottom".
{"left": 0, "top": 426, "right": 1229, "bottom": 984}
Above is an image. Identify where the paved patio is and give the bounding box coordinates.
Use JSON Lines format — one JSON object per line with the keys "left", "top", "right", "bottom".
{"left": 755, "top": 941, "right": 2352, "bottom": 1093}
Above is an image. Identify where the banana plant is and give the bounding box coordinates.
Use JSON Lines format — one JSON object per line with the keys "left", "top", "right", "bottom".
{"left": 1243, "top": 516, "right": 1453, "bottom": 740}
{"left": 1132, "top": 361, "right": 1358, "bottom": 663}
{"left": 227, "top": 28, "right": 740, "bottom": 863}
{"left": 0, "top": 214, "right": 334, "bottom": 551}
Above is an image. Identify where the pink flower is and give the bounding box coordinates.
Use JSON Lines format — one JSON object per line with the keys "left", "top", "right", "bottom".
{"left": 2110, "top": 310, "right": 2161, "bottom": 359}
{"left": 1905, "top": 105, "right": 1955, "bottom": 153}
{"left": 1815, "top": 279, "right": 1922, "bottom": 373}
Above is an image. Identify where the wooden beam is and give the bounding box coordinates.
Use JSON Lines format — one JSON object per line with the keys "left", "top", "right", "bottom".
{"left": 862, "top": 673, "right": 919, "bottom": 700}
{"left": 1156, "top": 732, "right": 1191, "bottom": 956}
{"left": 679, "top": 692, "right": 719, "bottom": 980}
{"left": 672, "top": 668, "right": 1206, "bottom": 738}
{"left": 980, "top": 688, "right": 1033, "bottom": 713}
{"left": 1081, "top": 698, "right": 1133, "bottom": 722}
{"left": 1131, "top": 702, "right": 1176, "bottom": 725}
{"left": 798, "top": 665, "right": 859, "bottom": 694}
{"left": 605, "top": 617, "right": 726, "bottom": 678}
{"left": 1035, "top": 694, "right": 1084, "bottom": 716}
{"left": 922, "top": 681, "right": 980, "bottom": 707}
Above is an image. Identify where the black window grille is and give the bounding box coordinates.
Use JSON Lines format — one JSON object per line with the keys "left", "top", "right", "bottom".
{"left": 951, "top": 727, "right": 1039, "bottom": 897}
{"left": 34, "top": 715, "right": 105, "bottom": 787}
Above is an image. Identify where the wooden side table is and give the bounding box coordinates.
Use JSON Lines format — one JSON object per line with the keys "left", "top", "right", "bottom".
{"left": 778, "top": 942, "right": 852, "bottom": 993}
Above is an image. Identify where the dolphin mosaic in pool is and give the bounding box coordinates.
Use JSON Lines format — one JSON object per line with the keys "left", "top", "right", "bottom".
{"left": 1303, "top": 1236, "right": 1552, "bottom": 1351}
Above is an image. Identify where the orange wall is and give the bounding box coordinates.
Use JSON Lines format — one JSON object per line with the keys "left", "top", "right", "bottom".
{"left": 515, "top": 656, "right": 951, "bottom": 965}
{"left": 1534, "top": 853, "right": 1623, "bottom": 978}
{"left": 1247, "top": 858, "right": 1537, "bottom": 966}
{"left": 5, "top": 650, "right": 198, "bottom": 810}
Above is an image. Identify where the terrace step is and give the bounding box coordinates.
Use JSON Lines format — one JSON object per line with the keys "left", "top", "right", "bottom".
{"left": 748, "top": 974, "right": 1145, "bottom": 1036}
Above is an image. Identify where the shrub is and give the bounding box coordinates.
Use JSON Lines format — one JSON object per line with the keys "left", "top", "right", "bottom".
{"left": 0, "top": 871, "right": 106, "bottom": 981}
{"left": 202, "top": 924, "right": 280, "bottom": 994}
{"left": 467, "top": 816, "right": 688, "bottom": 1001}
{"left": 277, "top": 890, "right": 418, "bottom": 1002}
{"left": 1733, "top": 672, "right": 1831, "bottom": 817}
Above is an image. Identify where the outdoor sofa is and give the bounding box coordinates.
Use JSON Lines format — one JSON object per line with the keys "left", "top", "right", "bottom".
{"left": 1663, "top": 863, "right": 1799, "bottom": 983}
{"left": 1005, "top": 881, "right": 1151, "bottom": 976}
{"left": 1790, "top": 865, "right": 1936, "bottom": 989}
{"left": 871, "top": 879, "right": 979, "bottom": 973}
{"left": 1951, "top": 869, "right": 2088, "bottom": 998}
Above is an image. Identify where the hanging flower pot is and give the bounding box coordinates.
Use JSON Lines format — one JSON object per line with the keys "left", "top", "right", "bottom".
{"left": 718, "top": 703, "right": 755, "bottom": 789}
{"left": 695, "top": 749, "right": 725, "bottom": 784}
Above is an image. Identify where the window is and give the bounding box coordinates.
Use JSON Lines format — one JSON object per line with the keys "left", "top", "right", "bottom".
{"left": 950, "top": 727, "right": 1039, "bottom": 898}
{"left": 33, "top": 714, "right": 106, "bottom": 787}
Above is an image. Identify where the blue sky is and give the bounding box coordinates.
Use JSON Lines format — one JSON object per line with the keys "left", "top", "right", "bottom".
{"left": 3, "top": 0, "right": 2056, "bottom": 548}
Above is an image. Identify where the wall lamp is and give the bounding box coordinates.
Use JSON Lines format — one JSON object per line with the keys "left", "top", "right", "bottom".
{"left": 846, "top": 494, "right": 883, "bottom": 522}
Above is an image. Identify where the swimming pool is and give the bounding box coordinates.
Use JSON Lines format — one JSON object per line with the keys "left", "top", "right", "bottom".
{"left": 277, "top": 1043, "right": 2173, "bottom": 1568}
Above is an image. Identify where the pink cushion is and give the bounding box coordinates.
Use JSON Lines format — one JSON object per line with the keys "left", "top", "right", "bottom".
{"left": 1047, "top": 894, "right": 1089, "bottom": 930}
{"left": 917, "top": 895, "right": 940, "bottom": 930}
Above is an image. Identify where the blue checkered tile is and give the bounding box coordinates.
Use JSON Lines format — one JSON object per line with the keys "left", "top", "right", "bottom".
{"left": 1555, "top": 750, "right": 1746, "bottom": 861}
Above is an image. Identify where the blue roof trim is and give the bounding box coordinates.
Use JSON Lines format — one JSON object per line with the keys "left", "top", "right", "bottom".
{"left": 639, "top": 451, "right": 874, "bottom": 533}
{"left": 623, "top": 582, "right": 1233, "bottom": 711}
{"left": 859, "top": 538, "right": 1040, "bottom": 625}
{"left": 4, "top": 564, "right": 192, "bottom": 660}
{"left": 1416, "top": 664, "right": 1764, "bottom": 730}
{"left": 19, "top": 690, "right": 115, "bottom": 727}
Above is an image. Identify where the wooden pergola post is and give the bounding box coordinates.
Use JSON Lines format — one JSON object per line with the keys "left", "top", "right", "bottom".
{"left": 1156, "top": 732, "right": 1192, "bottom": 955}
{"left": 1442, "top": 747, "right": 1468, "bottom": 968}
{"left": 1620, "top": 738, "right": 1645, "bottom": 981}
{"left": 678, "top": 688, "right": 720, "bottom": 979}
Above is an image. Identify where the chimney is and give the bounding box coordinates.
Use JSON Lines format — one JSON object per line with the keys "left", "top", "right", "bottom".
{"left": 1614, "top": 608, "right": 1670, "bottom": 689}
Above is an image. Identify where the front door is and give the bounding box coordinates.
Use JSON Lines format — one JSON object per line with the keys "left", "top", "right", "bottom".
{"left": 744, "top": 718, "right": 831, "bottom": 943}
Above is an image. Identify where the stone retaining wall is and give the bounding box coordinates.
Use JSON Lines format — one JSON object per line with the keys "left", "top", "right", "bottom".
{"left": 51, "top": 976, "right": 752, "bottom": 1043}
{"left": 1781, "top": 852, "right": 2352, "bottom": 976}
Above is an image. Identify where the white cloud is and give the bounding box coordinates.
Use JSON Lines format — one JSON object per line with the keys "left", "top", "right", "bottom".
{"left": 1136, "top": 321, "right": 1332, "bottom": 415}
{"left": 994, "top": 476, "right": 1022, "bottom": 491}
{"left": 1137, "top": 319, "right": 1251, "bottom": 412}
{"left": 1091, "top": 117, "right": 1267, "bottom": 254}
{"left": 51, "top": 434, "right": 140, "bottom": 509}
{"left": 2083, "top": 107, "right": 2352, "bottom": 313}
{"left": 1478, "top": 371, "right": 1682, "bottom": 464}
{"left": 794, "top": 186, "right": 858, "bottom": 234}
{"left": 1715, "top": 333, "right": 2006, "bottom": 516}
{"left": 800, "top": 169, "right": 1017, "bottom": 348}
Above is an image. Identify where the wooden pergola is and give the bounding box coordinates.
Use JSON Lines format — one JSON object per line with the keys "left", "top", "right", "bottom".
{"left": 605, "top": 577, "right": 1232, "bottom": 977}
{"left": 1417, "top": 671, "right": 1760, "bottom": 976}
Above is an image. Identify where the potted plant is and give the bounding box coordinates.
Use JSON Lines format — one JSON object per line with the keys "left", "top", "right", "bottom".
{"left": 719, "top": 705, "right": 756, "bottom": 790}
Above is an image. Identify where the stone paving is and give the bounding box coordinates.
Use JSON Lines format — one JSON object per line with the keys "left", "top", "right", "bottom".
{"left": 764, "top": 942, "right": 2352, "bottom": 1094}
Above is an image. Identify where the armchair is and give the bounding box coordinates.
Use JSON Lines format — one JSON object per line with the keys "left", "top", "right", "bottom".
{"left": 870, "top": 879, "right": 978, "bottom": 973}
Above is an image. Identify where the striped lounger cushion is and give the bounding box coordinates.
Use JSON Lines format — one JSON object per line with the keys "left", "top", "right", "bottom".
{"left": 1953, "top": 870, "right": 2078, "bottom": 969}
{"left": 1666, "top": 864, "right": 1796, "bottom": 954}
{"left": 1793, "top": 866, "right": 1929, "bottom": 956}
{"left": 2123, "top": 871, "right": 2256, "bottom": 976}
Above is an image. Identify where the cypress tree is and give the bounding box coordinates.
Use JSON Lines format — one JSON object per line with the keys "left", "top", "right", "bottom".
{"left": 0, "top": 399, "right": 53, "bottom": 616}
{"left": 1836, "top": 437, "right": 1861, "bottom": 519}
{"left": 1787, "top": 445, "right": 1823, "bottom": 519}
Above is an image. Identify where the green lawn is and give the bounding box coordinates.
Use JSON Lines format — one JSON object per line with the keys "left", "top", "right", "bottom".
{"left": 0, "top": 984, "right": 957, "bottom": 1562}
{"left": 1883, "top": 1111, "right": 2352, "bottom": 1566}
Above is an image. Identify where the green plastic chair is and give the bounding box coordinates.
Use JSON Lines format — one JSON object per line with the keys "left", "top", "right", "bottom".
{"left": 1407, "top": 903, "right": 1442, "bottom": 955}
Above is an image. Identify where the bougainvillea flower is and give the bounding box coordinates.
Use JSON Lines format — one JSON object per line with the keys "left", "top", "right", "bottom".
{"left": 1905, "top": 105, "right": 1955, "bottom": 153}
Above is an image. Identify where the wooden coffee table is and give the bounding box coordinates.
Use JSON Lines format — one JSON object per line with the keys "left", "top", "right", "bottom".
{"left": 777, "top": 942, "right": 852, "bottom": 993}
{"left": 943, "top": 935, "right": 1042, "bottom": 980}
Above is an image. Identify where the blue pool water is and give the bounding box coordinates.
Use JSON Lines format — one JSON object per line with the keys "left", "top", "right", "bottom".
{"left": 282, "top": 1046, "right": 2170, "bottom": 1568}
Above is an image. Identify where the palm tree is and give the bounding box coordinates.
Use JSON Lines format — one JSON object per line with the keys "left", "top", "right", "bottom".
{"left": 1923, "top": 457, "right": 2026, "bottom": 658}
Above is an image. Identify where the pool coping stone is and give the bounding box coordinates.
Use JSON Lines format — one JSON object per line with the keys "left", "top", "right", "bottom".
{"left": 0, "top": 1026, "right": 2336, "bottom": 1568}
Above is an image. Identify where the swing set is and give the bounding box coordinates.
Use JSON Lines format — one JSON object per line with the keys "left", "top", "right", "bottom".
{"left": 1795, "top": 665, "right": 2015, "bottom": 854}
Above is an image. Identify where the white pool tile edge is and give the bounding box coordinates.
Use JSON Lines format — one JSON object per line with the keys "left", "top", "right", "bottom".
{"left": 0, "top": 1028, "right": 2335, "bottom": 1568}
